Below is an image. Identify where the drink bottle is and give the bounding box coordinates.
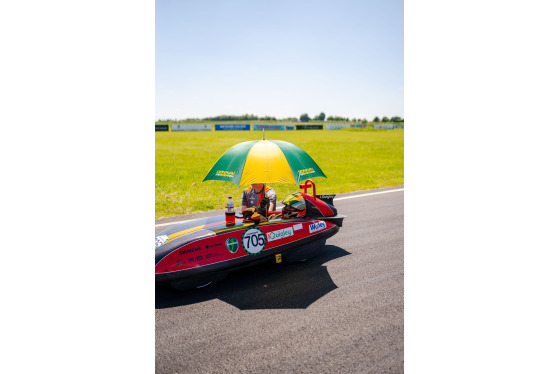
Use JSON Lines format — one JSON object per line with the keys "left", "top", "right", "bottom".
{"left": 226, "top": 197, "right": 234, "bottom": 212}
{"left": 225, "top": 197, "right": 235, "bottom": 225}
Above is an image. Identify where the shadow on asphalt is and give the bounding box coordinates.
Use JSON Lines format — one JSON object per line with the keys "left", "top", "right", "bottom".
{"left": 155, "top": 245, "right": 351, "bottom": 310}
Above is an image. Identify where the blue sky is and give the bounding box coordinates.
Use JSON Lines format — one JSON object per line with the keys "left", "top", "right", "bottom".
{"left": 156, "top": 0, "right": 403, "bottom": 120}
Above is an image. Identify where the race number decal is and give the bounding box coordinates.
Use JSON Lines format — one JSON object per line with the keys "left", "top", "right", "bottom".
{"left": 242, "top": 227, "right": 266, "bottom": 255}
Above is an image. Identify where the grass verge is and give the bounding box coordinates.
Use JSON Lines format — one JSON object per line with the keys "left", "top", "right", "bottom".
{"left": 156, "top": 129, "right": 403, "bottom": 218}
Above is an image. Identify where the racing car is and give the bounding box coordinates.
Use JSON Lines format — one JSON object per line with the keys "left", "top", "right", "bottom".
{"left": 155, "top": 180, "right": 345, "bottom": 290}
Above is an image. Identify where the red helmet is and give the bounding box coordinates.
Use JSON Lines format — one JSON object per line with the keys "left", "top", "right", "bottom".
{"left": 281, "top": 192, "right": 306, "bottom": 219}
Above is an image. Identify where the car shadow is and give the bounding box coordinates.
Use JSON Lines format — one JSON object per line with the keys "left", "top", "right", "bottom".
{"left": 155, "top": 245, "right": 351, "bottom": 310}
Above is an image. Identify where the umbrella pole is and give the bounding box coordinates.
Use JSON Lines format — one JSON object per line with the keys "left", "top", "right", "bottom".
{"left": 262, "top": 129, "right": 265, "bottom": 140}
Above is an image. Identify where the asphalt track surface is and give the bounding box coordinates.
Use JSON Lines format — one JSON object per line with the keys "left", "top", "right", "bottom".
{"left": 155, "top": 186, "right": 404, "bottom": 373}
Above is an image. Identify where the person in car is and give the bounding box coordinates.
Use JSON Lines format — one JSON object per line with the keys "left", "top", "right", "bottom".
{"left": 281, "top": 192, "right": 307, "bottom": 219}
{"left": 241, "top": 183, "right": 276, "bottom": 222}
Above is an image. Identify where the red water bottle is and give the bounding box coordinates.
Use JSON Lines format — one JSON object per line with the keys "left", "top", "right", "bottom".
{"left": 225, "top": 196, "right": 235, "bottom": 226}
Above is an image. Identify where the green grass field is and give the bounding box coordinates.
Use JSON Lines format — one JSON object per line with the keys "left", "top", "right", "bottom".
{"left": 156, "top": 129, "right": 403, "bottom": 218}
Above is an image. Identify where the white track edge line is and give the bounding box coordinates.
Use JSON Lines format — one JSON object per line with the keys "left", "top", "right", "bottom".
{"left": 335, "top": 188, "right": 404, "bottom": 201}
{"left": 155, "top": 188, "right": 403, "bottom": 228}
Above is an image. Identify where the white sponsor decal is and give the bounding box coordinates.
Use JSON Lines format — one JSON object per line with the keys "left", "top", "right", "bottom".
{"left": 267, "top": 227, "right": 294, "bottom": 242}
{"left": 293, "top": 223, "right": 303, "bottom": 231}
{"left": 155, "top": 235, "right": 168, "bottom": 249}
{"left": 308, "top": 221, "right": 327, "bottom": 234}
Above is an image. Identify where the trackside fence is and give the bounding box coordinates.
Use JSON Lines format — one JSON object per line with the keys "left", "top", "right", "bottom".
{"left": 155, "top": 122, "right": 404, "bottom": 131}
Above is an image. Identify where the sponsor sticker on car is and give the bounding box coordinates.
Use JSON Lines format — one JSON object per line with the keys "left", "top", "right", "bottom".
{"left": 155, "top": 235, "right": 168, "bottom": 249}
{"left": 267, "top": 227, "right": 294, "bottom": 242}
{"left": 226, "top": 237, "right": 239, "bottom": 253}
{"left": 179, "top": 247, "right": 201, "bottom": 255}
{"left": 293, "top": 223, "right": 303, "bottom": 231}
{"left": 309, "top": 221, "right": 327, "bottom": 234}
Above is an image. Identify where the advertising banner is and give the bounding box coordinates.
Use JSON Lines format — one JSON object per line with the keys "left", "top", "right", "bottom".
{"left": 172, "top": 124, "right": 212, "bottom": 131}
{"left": 296, "top": 124, "right": 324, "bottom": 130}
{"left": 253, "top": 124, "right": 285, "bottom": 131}
{"left": 374, "top": 124, "right": 395, "bottom": 129}
{"left": 395, "top": 124, "right": 404, "bottom": 129}
{"left": 326, "top": 123, "right": 350, "bottom": 130}
{"left": 351, "top": 124, "right": 367, "bottom": 128}
{"left": 155, "top": 124, "right": 169, "bottom": 131}
{"left": 286, "top": 125, "right": 295, "bottom": 131}
{"left": 215, "top": 124, "right": 250, "bottom": 131}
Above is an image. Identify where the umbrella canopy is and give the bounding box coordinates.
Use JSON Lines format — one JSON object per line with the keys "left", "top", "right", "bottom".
{"left": 202, "top": 139, "right": 326, "bottom": 186}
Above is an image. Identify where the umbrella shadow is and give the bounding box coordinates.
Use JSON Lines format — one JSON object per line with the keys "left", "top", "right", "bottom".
{"left": 155, "top": 245, "right": 351, "bottom": 310}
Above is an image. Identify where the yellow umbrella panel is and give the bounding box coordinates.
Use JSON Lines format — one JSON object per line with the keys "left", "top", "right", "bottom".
{"left": 202, "top": 140, "right": 326, "bottom": 186}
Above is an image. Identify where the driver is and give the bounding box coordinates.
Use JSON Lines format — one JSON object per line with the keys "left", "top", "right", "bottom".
{"left": 241, "top": 183, "right": 276, "bottom": 222}
{"left": 281, "top": 192, "right": 307, "bottom": 219}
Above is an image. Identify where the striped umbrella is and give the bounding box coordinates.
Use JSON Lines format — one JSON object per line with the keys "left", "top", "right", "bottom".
{"left": 202, "top": 138, "right": 326, "bottom": 186}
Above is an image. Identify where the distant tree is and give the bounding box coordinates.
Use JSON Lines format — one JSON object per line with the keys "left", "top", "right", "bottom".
{"left": 390, "top": 116, "right": 402, "bottom": 122}
{"left": 300, "top": 113, "right": 310, "bottom": 122}
{"left": 373, "top": 116, "right": 380, "bottom": 123}
{"left": 312, "top": 113, "right": 325, "bottom": 121}
{"left": 381, "top": 116, "right": 390, "bottom": 123}
{"left": 361, "top": 119, "right": 368, "bottom": 124}
{"left": 326, "top": 116, "right": 352, "bottom": 122}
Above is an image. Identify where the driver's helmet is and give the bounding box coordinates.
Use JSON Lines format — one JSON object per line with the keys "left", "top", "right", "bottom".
{"left": 281, "top": 192, "right": 306, "bottom": 219}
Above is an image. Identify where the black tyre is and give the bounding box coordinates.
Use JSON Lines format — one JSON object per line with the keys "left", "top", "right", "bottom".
{"left": 169, "top": 272, "right": 227, "bottom": 291}
{"left": 283, "top": 239, "right": 326, "bottom": 263}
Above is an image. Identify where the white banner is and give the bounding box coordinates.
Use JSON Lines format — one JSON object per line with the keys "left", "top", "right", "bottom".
{"left": 326, "top": 123, "right": 350, "bottom": 130}
{"left": 374, "top": 124, "right": 395, "bottom": 129}
{"left": 172, "top": 124, "right": 212, "bottom": 131}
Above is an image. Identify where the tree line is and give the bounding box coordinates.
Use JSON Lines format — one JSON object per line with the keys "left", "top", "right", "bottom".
{"left": 156, "top": 113, "right": 403, "bottom": 123}
{"left": 300, "top": 113, "right": 403, "bottom": 123}
{"left": 201, "top": 114, "right": 283, "bottom": 121}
